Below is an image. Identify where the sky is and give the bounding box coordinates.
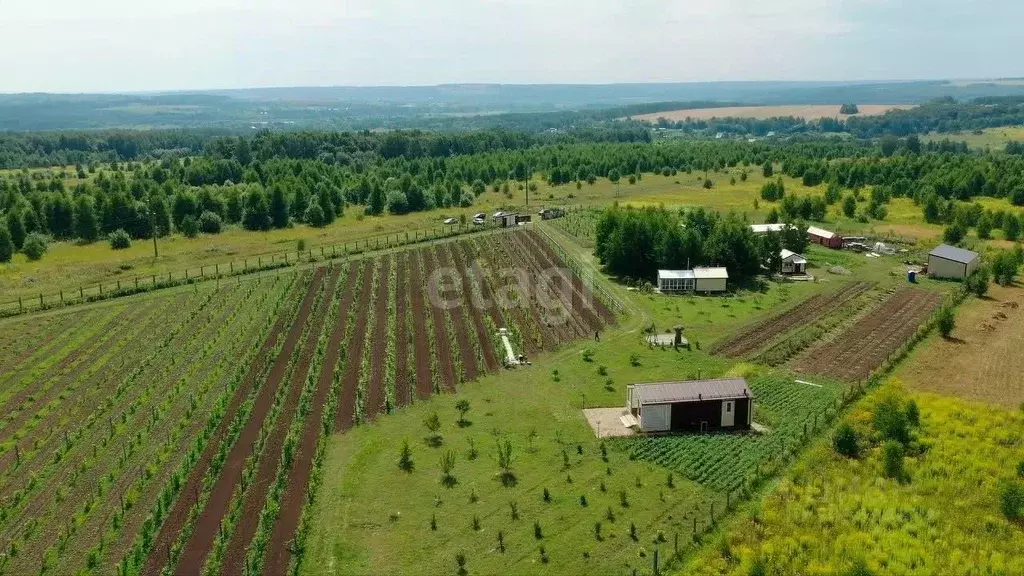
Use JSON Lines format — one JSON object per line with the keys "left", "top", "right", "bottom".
{"left": 2, "top": 0, "right": 1023, "bottom": 93}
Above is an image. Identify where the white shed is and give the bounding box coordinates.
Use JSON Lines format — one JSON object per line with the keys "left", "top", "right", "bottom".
{"left": 780, "top": 249, "right": 807, "bottom": 275}
{"left": 693, "top": 267, "right": 728, "bottom": 293}
{"left": 928, "top": 244, "right": 980, "bottom": 279}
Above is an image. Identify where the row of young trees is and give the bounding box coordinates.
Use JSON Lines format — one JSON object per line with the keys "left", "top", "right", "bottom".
{"left": 593, "top": 205, "right": 807, "bottom": 284}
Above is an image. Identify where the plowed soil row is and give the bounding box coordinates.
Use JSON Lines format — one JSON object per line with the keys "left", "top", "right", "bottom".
{"left": 422, "top": 247, "right": 457, "bottom": 392}
{"left": 517, "top": 230, "right": 606, "bottom": 333}
{"left": 457, "top": 240, "right": 513, "bottom": 355}
{"left": 365, "top": 257, "right": 392, "bottom": 420}
{"left": 474, "top": 236, "right": 548, "bottom": 354}
{"left": 523, "top": 228, "right": 617, "bottom": 323}
{"left": 393, "top": 252, "right": 412, "bottom": 407}
{"left": 222, "top": 267, "right": 340, "bottom": 575}
{"left": 486, "top": 234, "right": 571, "bottom": 346}
{"left": 142, "top": 276, "right": 308, "bottom": 576}
{"left": 447, "top": 242, "right": 500, "bottom": 373}
{"left": 263, "top": 262, "right": 361, "bottom": 576}
{"left": 0, "top": 312, "right": 79, "bottom": 377}
{"left": 435, "top": 243, "right": 479, "bottom": 382}
{"left": 409, "top": 251, "right": 433, "bottom": 400}
{"left": 336, "top": 261, "right": 374, "bottom": 432}
{"left": 792, "top": 288, "right": 943, "bottom": 381}
{"left": 712, "top": 282, "right": 875, "bottom": 358}
{"left": 172, "top": 269, "right": 324, "bottom": 575}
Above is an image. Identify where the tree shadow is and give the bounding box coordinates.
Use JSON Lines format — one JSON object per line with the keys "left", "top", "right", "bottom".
{"left": 457, "top": 420, "right": 473, "bottom": 429}
{"left": 425, "top": 435, "right": 444, "bottom": 448}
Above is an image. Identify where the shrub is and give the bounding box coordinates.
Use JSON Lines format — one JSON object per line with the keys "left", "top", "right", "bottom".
{"left": 905, "top": 400, "right": 920, "bottom": 427}
{"left": 597, "top": 365, "right": 607, "bottom": 376}
{"left": 439, "top": 450, "right": 457, "bottom": 487}
{"left": 581, "top": 348, "right": 594, "bottom": 362}
{"left": 1001, "top": 481, "right": 1024, "bottom": 520}
{"left": 874, "top": 397, "right": 911, "bottom": 443}
{"left": 882, "top": 441, "right": 905, "bottom": 480}
{"left": 455, "top": 400, "right": 471, "bottom": 426}
{"left": 180, "top": 214, "right": 199, "bottom": 238}
{"left": 580, "top": 495, "right": 588, "bottom": 507}
{"left": 109, "top": 229, "right": 132, "bottom": 250}
{"left": 833, "top": 423, "right": 860, "bottom": 457}
{"left": 1017, "top": 461, "right": 1024, "bottom": 478}
{"left": 22, "top": 233, "right": 48, "bottom": 261}
{"left": 937, "top": 306, "right": 956, "bottom": 338}
{"left": 199, "top": 211, "right": 223, "bottom": 234}
{"left": 542, "top": 488, "right": 551, "bottom": 503}
{"left": 455, "top": 552, "right": 467, "bottom": 576}
{"left": 534, "top": 521, "right": 543, "bottom": 540}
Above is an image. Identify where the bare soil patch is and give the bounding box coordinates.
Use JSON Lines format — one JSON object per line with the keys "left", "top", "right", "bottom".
{"left": 895, "top": 284, "right": 1024, "bottom": 407}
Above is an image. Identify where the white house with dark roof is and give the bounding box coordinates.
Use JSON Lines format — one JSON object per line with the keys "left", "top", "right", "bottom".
{"left": 626, "top": 378, "right": 753, "bottom": 432}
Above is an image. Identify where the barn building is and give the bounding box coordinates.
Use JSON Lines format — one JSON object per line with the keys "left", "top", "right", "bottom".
{"left": 626, "top": 378, "right": 753, "bottom": 433}
{"left": 807, "top": 226, "right": 843, "bottom": 249}
{"left": 657, "top": 268, "right": 729, "bottom": 293}
{"left": 780, "top": 249, "right": 807, "bottom": 275}
{"left": 928, "top": 244, "right": 980, "bottom": 280}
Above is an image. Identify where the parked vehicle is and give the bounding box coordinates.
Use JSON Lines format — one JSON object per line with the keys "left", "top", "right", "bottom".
{"left": 443, "top": 217, "right": 458, "bottom": 225}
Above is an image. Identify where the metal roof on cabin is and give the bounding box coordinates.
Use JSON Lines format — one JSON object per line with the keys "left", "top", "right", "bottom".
{"left": 631, "top": 378, "right": 752, "bottom": 404}
{"left": 781, "top": 249, "right": 807, "bottom": 263}
{"left": 929, "top": 243, "right": 979, "bottom": 264}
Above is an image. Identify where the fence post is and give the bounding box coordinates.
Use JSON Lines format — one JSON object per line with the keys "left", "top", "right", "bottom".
{"left": 135, "top": 277, "right": 139, "bottom": 289}
{"left": 200, "top": 266, "right": 204, "bottom": 277}
{"left": 80, "top": 287, "right": 84, "bottom": 300}
{"left": 321, "top": 246, "right": 324, "bottom": 257}
{"left": 100, "top": 284, "right": 103, "bottom": 296}
{"left": 60, "top": 290, "right": 64, "bottom": 303}
{"left": 152, "top": 275, "right": 156, "bottom": 286}
{"left": 230, "top": 261, "right": 234, "bottom": 273}
{"left": 117, "top": 280, "right": 121, "bottom": 292}
{"left": 185, "top": 269, "right": 188, "bottom": 281}
{"left": 168, "top": 271, "right": 171, "bottom": 283}
{"left": 244, "top": 258, "right": 248, "bottom": 270}
{"left": 215, "top": 264, "right": 219, "bottom": 276}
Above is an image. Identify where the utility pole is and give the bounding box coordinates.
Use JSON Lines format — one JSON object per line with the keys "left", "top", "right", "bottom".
{"left": 149, "top": 209, "right": 159, "bottom": 259}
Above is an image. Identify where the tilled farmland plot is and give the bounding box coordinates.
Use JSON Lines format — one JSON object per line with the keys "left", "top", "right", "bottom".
{"left": 11, "top": 229, "right": 617, "bottom": 576}
{"left": 711, "top": 282, "right": 874, "bottom": 358}
{"left": 790, "top": 287, "right": 943, "bottom": 382}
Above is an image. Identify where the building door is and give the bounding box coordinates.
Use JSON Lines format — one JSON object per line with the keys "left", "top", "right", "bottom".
{"left": 721, "top": 401, "right": 735, "bottom": 427}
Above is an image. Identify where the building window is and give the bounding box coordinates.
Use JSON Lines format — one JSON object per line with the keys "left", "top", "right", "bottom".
{"left": 726, "top": 402, "right": 732, "bottom": 413}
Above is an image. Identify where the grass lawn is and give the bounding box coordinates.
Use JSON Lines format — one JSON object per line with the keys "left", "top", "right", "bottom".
{"left": 921, "top": 126, "right": 1024, "bottom": 150}
{"left": 302, "top": 309, "right": 732, "bottom": 576}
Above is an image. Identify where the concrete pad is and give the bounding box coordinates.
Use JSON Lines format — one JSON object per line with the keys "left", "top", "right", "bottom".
{"left": 583, "top": 408, "right": 637, "bottom": 438}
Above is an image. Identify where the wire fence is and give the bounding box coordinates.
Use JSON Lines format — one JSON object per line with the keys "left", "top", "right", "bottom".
{"left": 0, "top": 221, "right": 499, "bottom": 319}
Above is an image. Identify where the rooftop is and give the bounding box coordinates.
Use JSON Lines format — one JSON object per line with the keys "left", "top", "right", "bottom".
{"left": 781, "top": 249, "right": 807, "bottom": 263}
{"left": 631, "top": 378, "right": 752, "bottom": 405}
{"left": 807, "top": 226, "right": 837, "bottom": 239}
{"left": 694, "top": 267, "right": 729, "bottom": 279}
{"left": 750, "top": 223, "right": 790, "bottom": 233}
{"left": 657, "top": 269, "right": 695, "bottom": 280}
{"left": 930, "top": 243, "right": 979, "bottom": 264}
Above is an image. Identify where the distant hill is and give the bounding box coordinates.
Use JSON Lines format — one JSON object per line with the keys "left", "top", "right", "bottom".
{"left": 4, "top": 80, "right": 1024, "bottom": 132}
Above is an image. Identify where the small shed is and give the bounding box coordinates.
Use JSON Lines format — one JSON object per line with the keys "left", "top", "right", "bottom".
{"left": 693, "top": 267, "right": 728, "bottom": 293}
{"left": 496, "top": 213, "right": 519, "bottom": 228}
{"left": 807, "top": 226, "right": 842, "bottom": 249}
{"left": 657, "top": 269, "right": 695, "bottom": 292}
{"left": 626, "top": 378, "right": 754, "bottom": 433}
{"left": 539, "top": 208, "right": 565, "bottom": 220}
{"left": 780, "top": 249, "right": 807, "bottom": 275}
{"left": 928, "top": 244, "right": 980, "bottom": 279}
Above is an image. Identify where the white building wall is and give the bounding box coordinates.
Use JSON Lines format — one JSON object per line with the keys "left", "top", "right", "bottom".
{"left": 929, "top": 256, "right": 972, "bottom": 279}
{"left": 695, "top": 278, "right": 727, "bottom": 293}
{"left": 640, "top": 404, "right": 671, "bottom": 432}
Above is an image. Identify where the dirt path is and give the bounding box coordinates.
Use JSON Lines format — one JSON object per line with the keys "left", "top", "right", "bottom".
{"left": 171, "top": 269, "right": 324, "bottom": 576}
